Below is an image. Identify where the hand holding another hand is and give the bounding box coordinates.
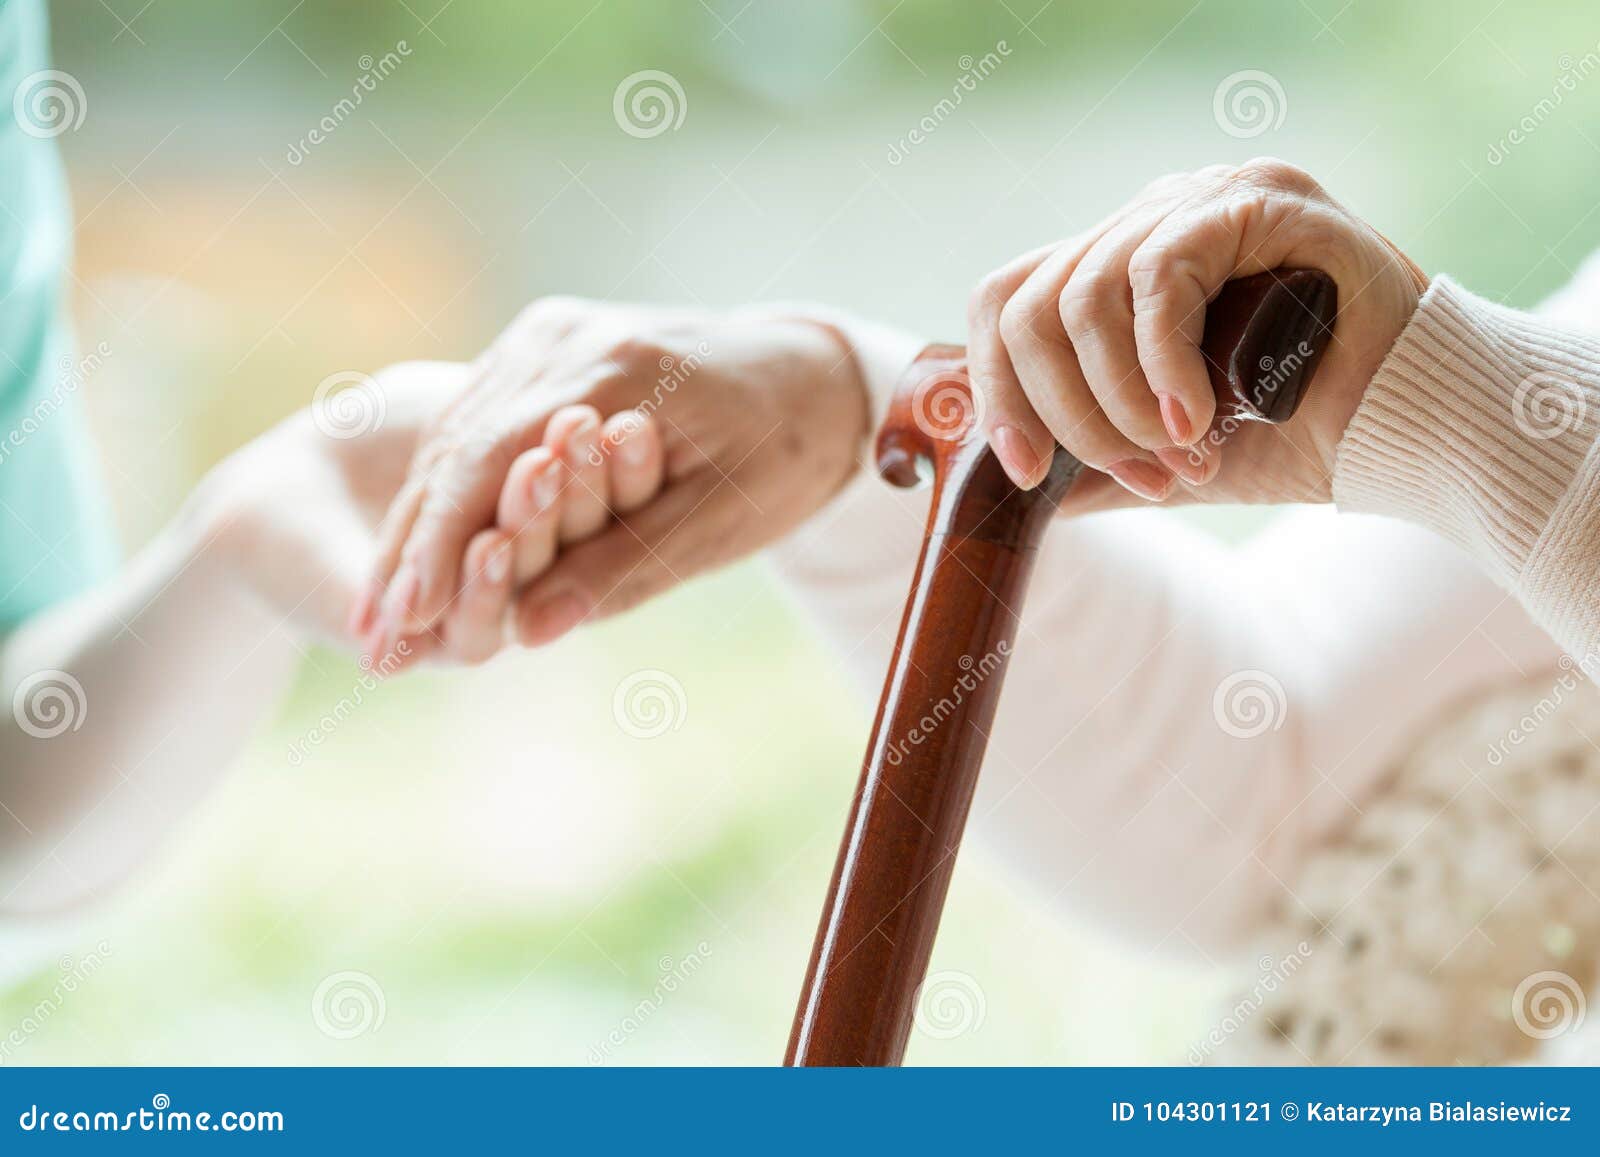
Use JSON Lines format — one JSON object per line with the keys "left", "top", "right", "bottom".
{"left": 355, "top": 300, "right": 871, "bottom": 664}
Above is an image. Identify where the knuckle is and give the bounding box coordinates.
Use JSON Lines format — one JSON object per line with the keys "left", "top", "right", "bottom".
{"left": 996, "top": 296, "right": 1037, "bottom": 348}
{"left": 600, "top": 333, "right": 664, "bottom": 376}
{"left": 1128, "top": 245, "right": 1205, "bottom": 310}
{"left": 513, "top": 294, "right": 586, "bottom": 329}
{"left": 1108, "top": 402, "right": 1170, "bottom": 452}
{"left": 1233, "top": 156, "right": 1318, "bottom": 196}
{"left": 1056, "top": 425, "right": 1126, "bottom": 473}
{"left": 968, "top": 270, "right": 1013, "bottom": 327}
{"left": 1057, "top": 273, "right": 1124, "bottom": 339}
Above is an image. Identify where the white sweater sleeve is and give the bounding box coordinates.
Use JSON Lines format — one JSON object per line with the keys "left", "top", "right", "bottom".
{"left": 768, "top": 309, "right": 1562, "bottom": 957}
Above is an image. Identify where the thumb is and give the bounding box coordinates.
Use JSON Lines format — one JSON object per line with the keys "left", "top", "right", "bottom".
{"left": 510, "top": 473, "right": 727, "bottom": 645}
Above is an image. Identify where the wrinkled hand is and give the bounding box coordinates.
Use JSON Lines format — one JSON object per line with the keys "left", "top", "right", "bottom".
{"left": 359, "top": 299, "right": 869, "bottom": 658}
{"left": 968, "top": 157, "right": 1429, "bottom": 512}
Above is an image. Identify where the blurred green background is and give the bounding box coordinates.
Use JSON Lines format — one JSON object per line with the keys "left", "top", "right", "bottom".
{"left": 5, "top": 0, "right": 1600, "bottom": 1064}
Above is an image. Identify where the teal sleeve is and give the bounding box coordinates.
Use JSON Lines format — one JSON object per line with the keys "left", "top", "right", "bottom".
{"left": 0, "top": 0, "right": 118, "bottom": 630}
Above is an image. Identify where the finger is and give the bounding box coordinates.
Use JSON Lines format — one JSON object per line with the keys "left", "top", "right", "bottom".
{"left": 543, "top": 405, "right": 608, "bottom": 544}
{"left": 510, "top": 473, "right": 724, "bottom": 647}
{"left": 497, "top": 446, "right": 564, "bottom": 587}
{"left": 358, "top": 475, "right": 428, "bottom": 635}
{"left": 601, "top": 411, "right": 665, "bottom": 513}
{"left": 968, "top": 244, "right": 1058, "bottom": 488}
{"left": 1128, "top": 170, "right": 1321, "bottom": 452}
{"left": 1060, "top": 213, "right": 1182, "bottom": 453}
{"left": 379, "top": 433, "right": 520, "bottom": 637}
{"left": 441, "top": 528, "right": 514, "bottom": 664}
{"left": 362, "top": 622, "right": 439, "bottom": 676}
{"left": 1001, "top": 244, "right": 1172, "bottom": 500}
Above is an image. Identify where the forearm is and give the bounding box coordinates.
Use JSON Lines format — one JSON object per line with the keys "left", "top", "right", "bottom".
{"left": 0, "top": 489, "right": 299, "bottom": 914}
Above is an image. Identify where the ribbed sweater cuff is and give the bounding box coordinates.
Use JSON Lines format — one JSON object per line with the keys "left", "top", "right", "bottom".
{"left": 1333, "top": 276, "right": 1600, "bottom": 652}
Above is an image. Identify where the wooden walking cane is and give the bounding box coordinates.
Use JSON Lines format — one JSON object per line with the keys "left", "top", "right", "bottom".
{"left": 784, "top": 269, "right": 1338, "bottom": 1066}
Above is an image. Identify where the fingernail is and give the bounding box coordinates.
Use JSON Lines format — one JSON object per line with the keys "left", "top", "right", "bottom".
{"left": 619, "top": 427, "right": 651, "bottom": 466}
{"left": 1155, "top": 446, "right": 1209, "bottom": 485}
{"left": 347, "top": 580, "right": 380, "bottom": 637}
{"left": 521, "top": 593, "right": 590, "bottom": 646}
{"left": 485, "top": 544, "right": 510, "bottom": 584}
{"left": 1157, "top": 393, "right": 1192, "bottom": 445}
{"left": 532, "top": 461, "right": 561, "bottom": 510}
{"left": 993, "top": 424, "right": 1044, "bottom": 488}
{"left": 566, "top": 415, "right": 600, "bottom": 465}
{"left": 391, "top": 564, "right": 420, "bottom": 616}
{"left": 1105, "top": 458, "right": 1172, "bottom": 502}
